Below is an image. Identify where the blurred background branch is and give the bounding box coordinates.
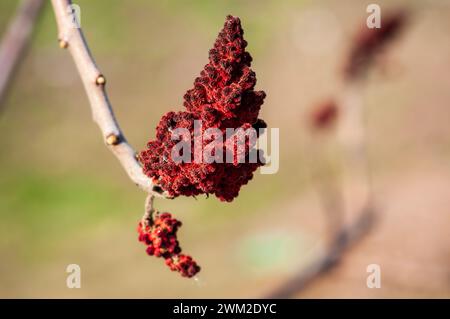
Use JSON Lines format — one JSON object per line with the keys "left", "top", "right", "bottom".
{"left": 265, "top": 10, "right": 409, "bottom": 298}
{"left": 0, "top": 0, "right": 45, "bottom": 108}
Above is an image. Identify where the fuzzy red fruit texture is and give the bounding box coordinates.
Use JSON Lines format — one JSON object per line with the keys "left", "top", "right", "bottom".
{"left": 139, "top": 15, "right": 266, "bottom": 202}
{"left": 138, "top": 212, "right": 200, "bottom": 278}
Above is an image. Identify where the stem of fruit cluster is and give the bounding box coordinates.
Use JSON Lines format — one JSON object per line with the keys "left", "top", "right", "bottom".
{"left": 142, "top": 194, "right": 155, "bottom": 226}
{"left": 50, "top": 0, "right": 168, "bottom": 198}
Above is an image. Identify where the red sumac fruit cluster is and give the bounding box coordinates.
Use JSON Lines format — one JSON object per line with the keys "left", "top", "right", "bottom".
{"left": 139, "top": 15, "right": 266, "bottom": 202}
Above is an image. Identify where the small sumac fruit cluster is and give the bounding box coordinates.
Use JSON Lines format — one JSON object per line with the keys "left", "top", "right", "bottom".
{"left": 137, "top": 212, "right": 200, "bottom": 278}
{"left": 139, "top": 15, "right": 266, "bottom": 202}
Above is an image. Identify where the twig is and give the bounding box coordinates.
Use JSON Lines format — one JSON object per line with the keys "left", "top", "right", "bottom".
{"left": 0, "top": 0, "right": 45, "bottom": 107}
{"left": 50, "top": 0, "right": 167, "bottom": 198}
{"left": 142, "top": 194, "right": 155, "bottom": 226}
{"left": 265, "top": 205, "right": 376, "bottom": 298}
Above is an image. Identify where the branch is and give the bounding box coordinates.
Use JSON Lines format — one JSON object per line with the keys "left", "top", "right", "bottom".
{"left": 0, "top": 0, "right": 45, "bottom": 106}
{"left": 50, "top": 0, "right": 167, "bottom": 198}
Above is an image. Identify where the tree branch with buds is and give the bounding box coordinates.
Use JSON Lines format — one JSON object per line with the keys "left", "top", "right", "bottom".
{"left": 50, "top": 0, "right": 168, "bottom": 197}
